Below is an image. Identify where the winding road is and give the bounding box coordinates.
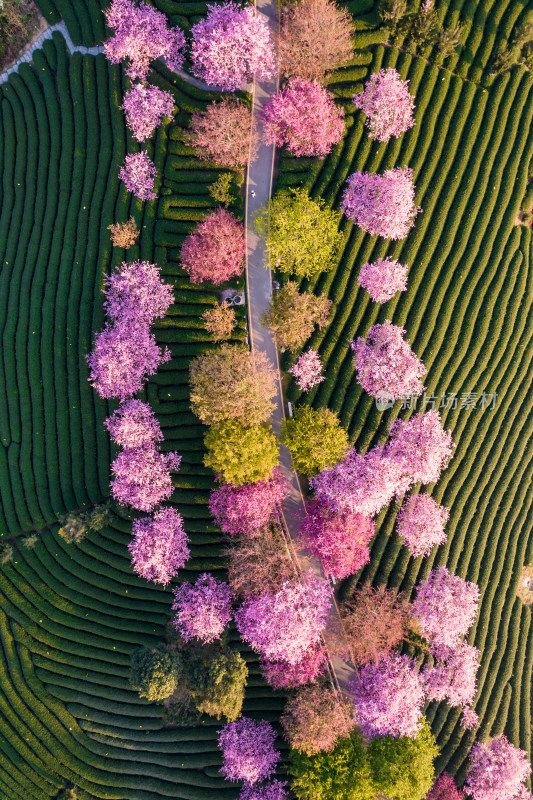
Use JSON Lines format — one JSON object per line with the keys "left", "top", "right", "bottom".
{"left": 244, "top": 0, "right": 356, "bottom": 694}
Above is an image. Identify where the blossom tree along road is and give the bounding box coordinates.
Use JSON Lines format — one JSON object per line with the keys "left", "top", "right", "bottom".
{"left": 244, "top": 0, "right": 359, "bottom": 695}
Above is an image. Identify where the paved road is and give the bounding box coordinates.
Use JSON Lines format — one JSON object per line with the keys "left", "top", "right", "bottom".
{"left": 244, "top": 0, "right": 356, "bottom": 694}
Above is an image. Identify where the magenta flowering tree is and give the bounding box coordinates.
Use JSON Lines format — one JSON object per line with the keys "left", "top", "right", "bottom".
{"left": 423, "top": 642, "right": 479, "bottom": 708}
{"left": 110, "top": 447, "right": 181, "bottom": 512}
{"left": 87, "top": 324, "right": 170, "bottom": 400}
{"left": 412, "top": 566, "right": 479, "bottom": 648}
{"left": 239, "top": 781, "right": 288, "bottom": 800}
{"left": 350, "top": 320, "right": 426, "bottom": 401}
{"left": 260, "top": 643, "right": 327, "bottom": 690}
{"left": 190, "top": 2, "right": 276, "bottom": 91}
{"left": 357, "top": 257, "right": 408, "bottom": 303}
{"left": 218, "top": 717, "right": 280, "bottom": 784}
{"left": 235, "top": 574, "right": 332, "bottom": 665}
{"left": 180, "top": 207, "right": 245, "bottom": 285}
{"left": 460, "top": 706, "right": 479, "bottom": 731}
{"left": 300, "top": 497, "right": 375, "bottom": 580}
{"left": 209, "top": 471, "right": 288, "bottom": 537}
{"left": 349, "top": 653, "right": 425, "bottom": 739}
{"left": 309, "top": 444, "right": 408, "bottom": 517}
{"left": 289, "top": 350, "right": 325, "bottom": 392}
{"left": 341, "top": 167, "right": 421, "bottom": 240}
{"left": 118, "top": 151, "right": 157, "bottom": 201}
{"left": 426, "top": 772, "right": 465, "bottom": 800}
{"left": 396, "top": 494, "right": 449, "bottom": 558}
{"left": 385, "top": 409, "right": 455, "bottom": 485}
{"left": 121, "top": 82, "right": 175, "bottom": 142}
{"left": 105, "top": 398, "right": 163, "bottom": 449}
{"left": 104, "top": 0, "right": 186, "bottom": 80}
{"left": 172, "top": 572, "right": 234, "bottom": 643}
{"left": 128, "top": 506, "right": 190, "bottom": 585}
{"left": 261, "top": 79, "right": 344, "bottom": 158}
{"left": 103, "top": 260, "right": 174, "bottom": 326}
{"left": 353, "top": 68, "right": 415, "bottom": 142}
{"left": 465, "top": 735, "right": 532, "bottom": 800}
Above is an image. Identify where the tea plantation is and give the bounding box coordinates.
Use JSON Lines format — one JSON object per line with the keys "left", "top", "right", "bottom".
{"left": 0, "top": 34, "right": 280, "bottom": 800}
{"left": 280, "top": 5, "right": 533, "bottom": 787}
{"left": 0, "top": 0, "right": 532, "bottom": 797}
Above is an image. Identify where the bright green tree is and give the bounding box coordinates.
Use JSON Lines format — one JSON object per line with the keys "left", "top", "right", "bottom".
{"left": 281, "top": 406, "right": 349, "bottom": 476}
{"left": 188, "top": 649, "right": 248, "bottom": 722}
{"left": 289, "top": 729, "right": 374, "bottom": 800}
{"left": 368, "top": 719, "right": 438, "bottom": 800}
{"left": 129, "top": 645, "right": 183, "bottom": 703}
{"left": 204, "top": 421, "right": 279, "bottom": 484}
{"left": 254, "top": 189, "right": 343, "bottom": 278}
{"left": 289, "top": 721, "right": 437, "bottom": 800}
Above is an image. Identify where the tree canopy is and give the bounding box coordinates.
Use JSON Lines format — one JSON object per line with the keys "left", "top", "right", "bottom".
{"left": 254, "top": 190, "right": 343, "bottom": 278}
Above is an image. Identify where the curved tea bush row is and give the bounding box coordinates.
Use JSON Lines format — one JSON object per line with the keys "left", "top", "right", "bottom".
{"left": 0, "top": 35, "right": 123, "bottom": 539}
{"left": 0, "top": 36, "right": 273, "bottom": 800}
{"left": 276, "top": 39, "right": 533, "bottom": 782}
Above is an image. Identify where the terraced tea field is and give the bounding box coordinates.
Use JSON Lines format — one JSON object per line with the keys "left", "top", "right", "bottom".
{"left": 1, "top": 0, "right": 533, "bottom": 796}
{"left": 0, "top": 37, "right": 281, "bottom": 800}
{"left": 280, "top": 25, "right": 533, "bottom": 786}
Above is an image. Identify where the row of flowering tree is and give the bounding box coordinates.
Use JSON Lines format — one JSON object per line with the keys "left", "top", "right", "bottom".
{"left": 91, "top": 4, "right": 530, "bottom": 800}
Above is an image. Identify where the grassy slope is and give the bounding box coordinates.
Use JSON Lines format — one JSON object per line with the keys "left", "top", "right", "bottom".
{"left": 0, "top": 40, "right": 284, "bottom": 800}
{"left": 279, "top": 3, "right": 533, "bottom": 785}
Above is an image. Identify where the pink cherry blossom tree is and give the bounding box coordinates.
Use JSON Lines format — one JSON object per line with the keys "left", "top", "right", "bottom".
{"left": 289, "top": 350, "right": 325, "bottom": 392}
{"left": 121, "top": 82, "right": 175, "bottom": 142}
{"left": 350, "top": 320, "right": 426, "bottom": 401}
{"left": 281, "top": 684, "right": 355, "bottom": 755}
{"left": 426, "top": 772, "right": 465, "bottom": 800}
{"left": 357, "top": 257, "right": 408, "bottom": 303}
{"left": 235, "top": 574, "right": 332, "bottom": 665}
{"left": 172, "top": 572, "right": 233, "bottom": 643}
{"left": 209, "top": 471, "right": 288, "bottom": 537}
{"left": 341, "top": 167, "right": 421, "bottom": 240}
{"left": 103, "top": 260, "right": 174, "bottom": 326}
{"left": 118, "top": 151, "right": 157, "bottom": 201}
{"left": 261, "top": 79, "right": 344, "bottom": 158}
{"left": 412, "top": 566, "right": 479, "bottom": 648}
{"left": 239, "top": 781, "right": 288, "bottom": 800}
{"left": 128, "top": 506, "right": 190, "bottom": 585}
{"left": 460, "top": 706, "right": 480, "bottom": 731}
{"left": 180, "top": 207, "right": 245, "bottom": 285}
{"left": 87, "top": 324, "right": 170, "bottom": 400}
{"left": 186, "top": 98, "right": 255, "bottom": 168}
{"left": 110, "top": 446, "right": 180, "bottom": 512}
{"left": 422, "top": 642, "right": 479, "bottom": 708}
{"left": 260, "top": 643, "right": 327, "bottom": 690}
{"left": 218, "top": 717, "right": 280, "bottom": 784}
{"left": 385, "top": 409, "right": 455, "bottom": 485}
{"left": 353, "top": 68, "right": 415, "bottom": 142}
{"left": 104, "top": 0, "right": 186, "bottom": 80}
{"left": 300, "top": 497, "right": 375, "bottom": 580}
{"left": 105, "top": 398, "right": 163, "bottom": 449}
{"left": 190, "top": 2, "right": 276, "bottom": 91}
{"left": 465, "top": 735, "right": 532, "bottom": 800}
{"left": 395, "top": 494, "right": 449, "bottom": 558}
{"left": 349, "top": 652, "right": 425, "bottom": 739}
{"left": 309, "top": 443, "right": 408, "bottom": 517}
